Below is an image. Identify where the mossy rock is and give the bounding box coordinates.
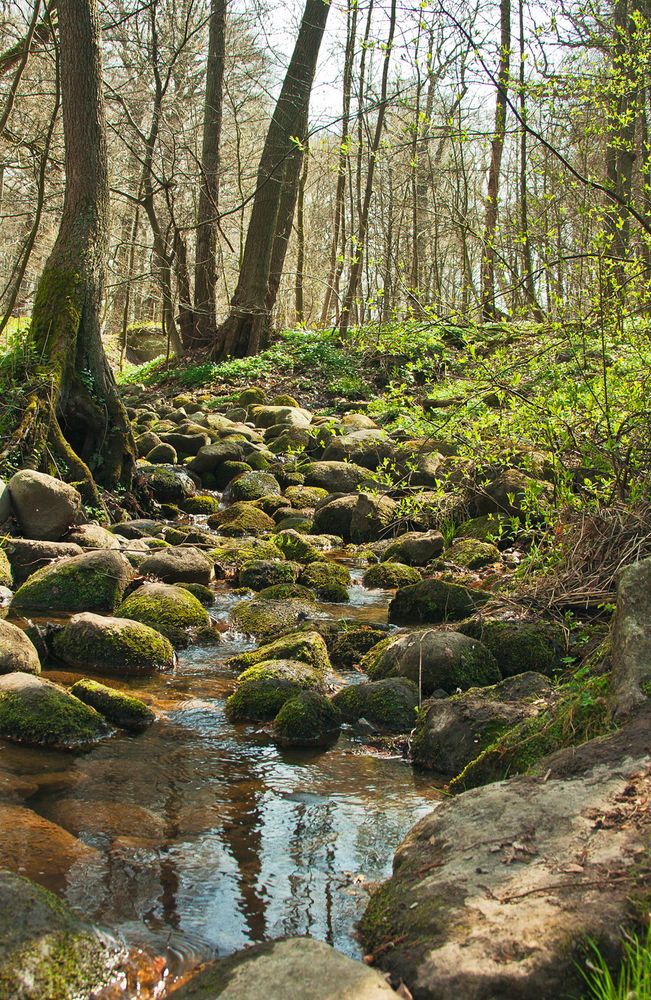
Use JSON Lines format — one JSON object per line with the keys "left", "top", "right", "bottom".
{"left": 247, "top": 452, "right": 273, "bottom": 471}
{"left": 0, "top": 620, "right": 41, "bottom": 676}
{"left": 362, "top": 629, "right": 500, "bottom": 696}
{"left": 389, "top": 578, "right": 490, "bottom": 625}
{"left": 139, "top": 464, "right": 196, "bottom": 504}
{"left": 0, "top": 869, "right": 129, "bottom": 999}
{"left": 51, "top": 612, "right": 176, "bottom": 675}
{"left": 11, "top": 550, "right": 133, "bottom": 615}
{"left": 444, "top": 538, "right": 501, "bottom": 569}
{"left": 255, "top": 495, "right": 288, "bottom": 516}
{"left": 330, "top": 626, "right": 389, "bottom": 669}
{"left": 333, "top": 677, "right": 418, "bottom": 732}
{"left": 258, "top": 583, "right": 316, "bottom": 601}
{"left": 207, "top": 502, "right": 275, "bottom": 537}
{"left": 178, "top": 582, "right": 215, "bottom": 605}
{"left": 273, "top": 691, "right": 340, "bottom": 747}
{"left": 227, "top": 629, "right": 330, "bottom": 673}
{"left": 70, "top": 678, "right": 155, "bottom": 731}
{"left": 455, "top": 513, "right": 517, "bottom": 548}
{"left": 271, "top": 393, "right": 300, "bottom": 407}
{"left": 298, "top": 560, "right": 351, "bottom": 602}
{"left": 231, "top": 598, "right": 317, "bottom": 639}
{"left": 182, "top": 495, "right": 222, "bottom": 515}
{"left": 208, "top": 538, "right": 283, "bottom": 568}
{"left": 0, "top": 672, "right": 110, "bottom": 749}
{"left": 457, "top": 618, "right": 565, "bottom": 678}
{"left": 213, "top": 461, "right": 253, "bottom": 489}
{"left": 284, "top": 485, "right": 329, "bottom": 510}
{"left": 0, "top": 549, "right": 12, "bottom": 588}
{"left": 273, "top": 529, "right": 324, "bottom": 564}
{"left": 239, "top": 386, "right": 267, "bottom": 407}
{"left": 227, "top": 471, "right": 282, "bottom": 502}
{"left": 237, "top": 559, "right": 301, "bottom": 591}
{"left": 362, "top": 563, "right": 422, "bottom": 589}
{"left": 274, "top": 515, "right": 314, "bottom": 533}
{"left": 225, "top": 659, "right": 326, "bottom": 721}
{"left": 117, "top": 582, "right": 211, "bottom": 647}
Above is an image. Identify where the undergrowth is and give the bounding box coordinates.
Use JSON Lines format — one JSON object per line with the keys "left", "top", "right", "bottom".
{"left": 579, "top": 923, "right": 651, "bottom": 999}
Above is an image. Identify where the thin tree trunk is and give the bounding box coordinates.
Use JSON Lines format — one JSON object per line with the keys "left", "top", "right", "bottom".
{"left": 518, "top": 0, "right": 542, "bottom": 318}
{"left": 295, "top": 140, "right": 309, "bottom": 323}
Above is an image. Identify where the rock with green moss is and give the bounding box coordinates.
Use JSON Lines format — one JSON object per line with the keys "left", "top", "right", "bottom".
{"left": 187, "top": 440, "right": 245, "bottom": 475}
{"left": 256, "top": 495, "right": 289, "bottom": 516}
{"left": 298, "top": 560, "right": 351, "bottom": 602}
{"left": 333, "top": 677, "right": 418, "bottom": 732}
{"left": 239, "top": 386, "right": 267, "bottom": 407}
{"left": 251, "top": 404, "right": 312, "bottom": 429}
{"left": 209, "top": 538, "right": 283, "bottom": 568}
{"left": 227, "top": 471, "right": 282, "bottom": 502}
{"left": 146, "top": 442, "right": 178, "bottom": 464}
{"left": 139, "top": 464, "right": 197, "bottom": 504}
{"left": 312, "top": 496, "right": 358, "bottom": 540}
{"left": 0, "top": 672, "right": 110, "bottom": 749}
{"left": 274, "top": 514, "right": 314, "bottom": 533}
{"left": 411, "top": 672, "right": 552, "bottom": 776}
{"left": 444, "top": 538, "right": 501, "bottom": 569}
{"left": 389, "top": 578, "right": 490, "bottom": 626}
{"left": 52, "top": 612, "right": 175, "bottom": 675}
{"left": 227, "top": 629, "right": 330, "bottom": 673}
{"left": 11, "top": 550, "right": 133, "bottom": 614}
{"left": 382, "top": 530, "right": 445, "bottom": 566}
{"left": 273, "top": 529, "right": 324, "bottom": 564}
{"left": 0, "top": 620, "right": 41, "bottom": 675}
{"left": 237, "top": 559, "right": 301, "bottom": 590}
{"left": 330, "top": 626, "right": 389, "bottom": 669}
{"left": 70, "top": 678, "right": 155, "bottom": 731}
{"left": 258, "top": 583, "right": 316, "bottom": 601}
{"left": 140, "top": 545, "right": 215, "bottom": 586}
{"left": 362, "top": 629, "right": 500, "bottom": 696}
{"left": 182, "top": 494, "right": 222, "bottom": 514}
{"left": 0, "top": 869, "right": 130, "bottom": 999}
{"left": 207, "top": 502, "right": 276, "bottom": 536}
{"left": 232, "top": 597, "right": 317, "bottom": 639}
{"left": 117, "top": 582, "right": 212, "bottom": 647}
{"left": 225, "top": 659, "right": 326, "bottom": 721}
{"left": 178, "top": 582, "right": 214, "bottom": 605}
{"left": 66, "top": 524, "right": 121, "bottom": 550}
{"left": 271, "top": 393, "right": 300, "bottom": 407}
{"left": 273, "top": 690, "right": 341, "bottom": 747}
{"left": 457, "top": 618, "right": 565, "bottom": 678}
{"left": 362, "top": 563, "right": 422, "bottom": 589}
{"left": 0, "top": 548, "right": 12, "bottom": 588}
{"left": 3, "top": 538, "right": 84, "bottom": 585}
{"left": 284, "top": 485, "right": 328, "bottom": 509}
{"left": 455, "top": 513, "right": 516, "bottom": 548}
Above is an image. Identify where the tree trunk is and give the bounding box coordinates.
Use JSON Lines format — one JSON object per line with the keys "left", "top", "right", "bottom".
{"left": 480, "top": 0, "right": 511, "bottom": 320}
{"left": 295, "top": 140, "right": 309, "bottom": 323}
{"left": 13, "top": 0, "right": 134, "bottom": 506}
{"left": 194, "top": 0, "right": 227, "bottom": 345}
{"left": 212, "top": 0, "right": 331, "bottom": 359}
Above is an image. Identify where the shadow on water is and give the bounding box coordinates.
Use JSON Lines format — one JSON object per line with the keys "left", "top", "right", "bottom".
{"left": 0, "top": 564, "right": 441, "bottom": 980}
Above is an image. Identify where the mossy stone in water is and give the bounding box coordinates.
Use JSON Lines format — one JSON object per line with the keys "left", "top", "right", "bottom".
{"left": 362, "top": 563, "right": 422, "bottom": 589}
{"left": 178, "top": 582, "right": 214, "bottom": 605}
{"left": 52, "top": 612, "right": 175, "bottom": 676}
{"left": 272, "top": 529, "right": 324, "bottom": 564}
{"left": 299, "top": 560, "right": 351, "bottom": 602}
{"left": 117, "top": 582, "right": 211, "bottom": 647}
{"left": 227, "top": 471, "right": 281, "bottom": 502}
{"left": 207, "top": 502, "right": 275, "bottom": 536}
{"left": 209, "top": 538, "right": 283, "bottom": 568}
{"left": 0, "top": 869, "right": 129, "bottom": 999}
{"left": 232, "top": 597, "right": 317, "bottom": 639}
{"left": 389, "top": 578, "right": 490, "bottom": 625}
{"left": 330, "top": 626, "right": 389, "bottom": 669}
{"left": 457, "top": 618, "right": 565, "bottom": 678}
{"left": 225, "top": 659, "right": 326, "bottom": 721}
{"left": 333, "top": 677, "right": 418, "bottom": 732}
{"left": 237, "top": 559, "right": 301, "bottom": 591}
{"left": 0, "top": 620, "right": 41, "bottom": 676}
{"left": 227, "top": 629, "right": 330, "bottom": 673}
{"left": 11, "top": 550, "right": 133, "bottom": 615}
{"left": 444, "top": 538, "right": 501, "bottom": 569}
{"left": 0, "top": 672, "right": 110, "bottom": 749}
{"left": 182, "top": 494, "right": 222, "bottom": 515}
{"left": 273, "top": 691, "right": 341, "bottom": 747}
{"left": 258, "top": 583, "right": 316, "bottom": 601}
{"left": 71, "top": 678, "right": 155, "bottom": 731}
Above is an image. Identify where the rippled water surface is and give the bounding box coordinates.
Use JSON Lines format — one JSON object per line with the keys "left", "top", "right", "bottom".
{"left": 2, "top": 572, "right": 440, "bottom": 983}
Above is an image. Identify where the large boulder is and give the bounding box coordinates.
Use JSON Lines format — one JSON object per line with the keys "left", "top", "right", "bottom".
{"left": 117, "top": 582, "right": 212, "bottom": 647}
{"left": 0, "top": 620, "right": 41, "bottom": 675}
{"left": 0, "top": 869, "right": 130, "bottom": 1000}
{"left": 232, "top": 597, "right": 317, "bottom": 639}
{"left": 273, "top": 690, "right": 341, "bottom": 747}
{"left": 322, "top": 429, "right": 395, "bottom": 469}
{"left": 8, "top": 470, "right": 83, "bottom": 541}
{"left": 138, "top": 464, "right": 197, "bottom": 504}
{"left": 362, "top": 563, "right": 422, "bottom": 589}
{"left": 350, "top": 493, "right": 397, "bottom": 543}
{"left": 11, "top": 550, "right": 133, "bottom": 614}
{"left": 226, "top": 471, "right": 281, "bottom": 502}
{"left": 411, "top": 672, "right": 553, "bottom": 775}
{"left": 0, "top": 672, "right": 110, "bottom": 749}
{"left": 312, "top": 496, "right": 358, "bottom": 540}
{"left": 304, "top": 461, "right": 371, "bottom": 493}
{"left": 187, "top": 440, "right": 245, "bottom": 475}
{"left": 389, "top": 578, "right": 490, "bottom": 625}
{"left": 359, "top": 712, "right": 651, "bottom": 1000}
{"left": 333, "top": 677, "right": 419, "bottom": 732}
{"left": 225, "top": 659, "right": 327, "bottom": 721}
{"left": 70, "top": 678, "right": 155, "bottom": 730}
{"left": 362, "top": 629, "right": 500, "bottom": 696}
{"left": 382, "top": 530, "right": 444, "bottom": 565}
{"left": 139, "top": 545, "right": 215, "bottom": 586}
{"left": 52, "top": 612, "right": 175, "bottom": 676}
{"left": 173, "top": 937, "right": 395, "bottom": 999}
{"left": 2, "top": 538, "right": 84, "bottom": 585}
{"left": 457, "top": 619, "right": 565, "bottom": 678}
{"left": 227, "top": 630, "right": 330, "bottom": 673}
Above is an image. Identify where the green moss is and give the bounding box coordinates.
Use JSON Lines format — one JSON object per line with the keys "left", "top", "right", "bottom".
{"left": 70, "top": 678, "right": 154, "bottom": 731}
{"left": 237, "top": 559, "right": 300, "bottom": 591}
{"left": 271, "top": 393, "right": 300, "bottom": 407}
{"left": 209, "top": 538, "right": 283, "bottom": 568}
{"left": 12, "top": 553, "right": 130, "bottom": 614}
{"left": 117, "top": 584, "right": 210, "bottom": 647}
{"left": 239, "top": 386, "right": 267, "bottom": 406}
{"left": 333, "top": 678, "right": 418, "bottom": 732}
{"left": 362, "top": 563, "right": 422, "bottom": 589}
{"left": 273, "top": 691, "right": 340, "bottom": 745}
{"left": 227, "top": 630, "right": 331, "bottom": 673}
{"left": 0, "top": 548, "right": 12, "bottom": 587}
{"left": 231, "top": 597, "right": 316, "bottom": 639}
{"left": 359, "top": 880, "right": 450, "bottom": 958}
{"left": 457, "top": 619, "right": 565, "bottom": 678}
{"left": 258, "top": 583, "right": 316, "bottom": 601}
{"left": 451, "top": 673, "right": 615, "bottom": 790}
{"left": 298, "top": 560, "right": 351, "bottom": 601}
{"left": 182, "top": 495, "right": 222, "bottom": 514}
{"left": 388, "top": 578, "right": 490, "bottom": 625}
{"left": 178, "top": 582, "right": 214, "bottom": 605}
{"left": 0, "top": 686, "right": 109, "bottom": 749}
{"left": 225, "top": 659, "right": 325, "bottom": 722}
{"left": 284, "top": 485, "right": 328, "bottom": 509}
{"left": 330, "top": 626, "right": 389, "bottom": 669}
{"left": 228, "top": 471, "right": 281, "bottom": 502}
{"left": 444, "top": 538, "right": 501, "bottom": 569}
{"left": 52, "top": 615, "right": 175, "bottom": 675}
{"left": 273, "top": 530, "right": 325, "bottom": 564}
{"left": 207, "top": 502, "right": 275, "bottom": 536}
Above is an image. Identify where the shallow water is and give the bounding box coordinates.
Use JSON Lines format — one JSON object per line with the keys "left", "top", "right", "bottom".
{"left": 1, "top": 567, "right": 440, "bottom": 988}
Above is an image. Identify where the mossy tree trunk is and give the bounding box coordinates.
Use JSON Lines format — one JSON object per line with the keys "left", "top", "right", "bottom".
{"left": 19, "top": 0, "right": 135, "bottom": 506}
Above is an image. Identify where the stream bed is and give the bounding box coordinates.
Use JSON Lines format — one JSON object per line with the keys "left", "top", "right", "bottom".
{"left": 2, "top": 567, "right": 441, "bottom": 987}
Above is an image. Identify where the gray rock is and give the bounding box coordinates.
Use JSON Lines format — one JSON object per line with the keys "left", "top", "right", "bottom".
{"left": 251, "top": 405, "right": 312, "bottom": 429}
{"left": 140, "top": 545, "right": 215, "bottom": 586}
{"left": 304, "top": 461, "right": 371, "bottom": 493}
{"left": 322, "top": 429, "right": 395, "bottom": 470}
{"left": 350, "top": 492, "right": 397, "bottom": 543}
{"left": 187, "top": 440, "right": 245, "bottom": 474}
{"left": 8, "top": 470, "right": 83, "bottom": 541}
{"left": 611, "top": 554, "right": 651, "bottom": 717}
{"left": 146, "top": 442, "right": 178, "bottom": 464}
{"left": 363, "top": 628, "right": 500, "bottom": 695}
{"left": 382, "top": 530, "right": 444, "bottom": 565}
{"left": 3, "top": 538, "right": 84, "bottom": 585}
{"left": 312, "top": 495, "right": 358, "bottom": 540}
{"left": 0, "top": 478, "right": 11, "bottom": 524}
{"left": 0, "top": 619, "right": 41, "bottom": 675}
{"left": 66, "top": 523, "right": 121, "bottom": 550}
